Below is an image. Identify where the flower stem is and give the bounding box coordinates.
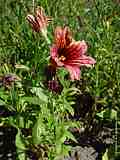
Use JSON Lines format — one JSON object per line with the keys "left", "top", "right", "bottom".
{"left": 41, "top": 30, "right": 51, "bottom": 45}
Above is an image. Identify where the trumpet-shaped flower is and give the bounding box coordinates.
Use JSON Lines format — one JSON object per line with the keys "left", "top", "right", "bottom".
{"left": 50, "top": 26, "right": 96, "bottom": 80}
{"left": 27, "top": 6, "right": 51, "bottom": 37}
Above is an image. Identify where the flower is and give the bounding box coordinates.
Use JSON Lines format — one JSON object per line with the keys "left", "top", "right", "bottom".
{"left": 44, "top": 65, "right": 63, "bottom": 94}
{"left": 0, "top": 74, "right": 21, "bottom": 89}
{"left": 27, "top": 6, "right": 52, "bottom": 34}
{"left": 47, "top": 79, "right": 63, "bottom": 94}
{"left": 50, "top": 26, "right": 96, "bottom": 80}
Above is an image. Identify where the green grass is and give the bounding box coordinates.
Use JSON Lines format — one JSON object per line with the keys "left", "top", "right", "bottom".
{"left": 0, "top": 0, "right": 120, "bottom": 159}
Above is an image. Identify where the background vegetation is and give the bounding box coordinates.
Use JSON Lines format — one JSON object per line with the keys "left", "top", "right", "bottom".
{"left": 0, "top": 0, "right": 120, "bottom": 159}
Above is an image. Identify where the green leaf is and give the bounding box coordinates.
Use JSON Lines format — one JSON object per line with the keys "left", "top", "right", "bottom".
{"left": 64, "top": 130, "right": 77, "bottom": 143}
{"left": 0, "top": 98, "right": 6, "bottom": 105}
{"left": 21, "top": 96, "right": 43, "bottom": 105}
{"left": 16, "top": 129, "right": 26, "bottom": 150}
{"left": 32, "top": 117, "right": 46, "bottom": 144}
{"left": 15, "top": 64, "right": 30, "bottom": 71}
{"left": 96, "top": 108, "right": 117, "bottom": 120}
{"left": 109, "top": 109, "right": 117, "bottom": 120}
{"left": 102, "top": 149, "right": 109, "bottom": 160}
{"left": 17, "top": 151, "right": 26, "bottom": 160}
{"left": 31, "top": 87, "right": 48, "bottom": 103}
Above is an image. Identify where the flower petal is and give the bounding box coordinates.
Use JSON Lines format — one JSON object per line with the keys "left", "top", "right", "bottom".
{"left": 66, "top": 40, "right": 88, "bottom": 58}
{"left": 36, "top": 7, "right": 46, "bottom": 27}
{"left": 27, "top": 14, "right": 40, "bottom": 32}
{"left": 27, "top": 6, "right": 51, "bottom": 33}
{"left": 50, "top": 45, "right": 64, "bottom": 67}
{"left": 50, "top": 45, "right": 58, "bottom": 58}
{"left": 27, "top": 14, "right": 36, "bottom": 26}
{"left": 79, "top": 55, "right": 96, "bottom": 67}
{"left": 27, "top": 14, "right": 35, "bottom": 23}
{"left": 64, "top": 55, "right": 96, "bottom": 67}
{"left": 54, "top": 26, "right": 72, "bottom": 48}
{"left": 65, "top": 65, "right": 80, "bottom": 80}
{"left": 79, "top": 40, "right": 88, "bottom": 55}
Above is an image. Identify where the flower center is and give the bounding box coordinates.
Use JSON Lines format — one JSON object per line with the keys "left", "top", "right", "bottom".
{"left": 59, "top": 55, "right": 66, "bottom": 61}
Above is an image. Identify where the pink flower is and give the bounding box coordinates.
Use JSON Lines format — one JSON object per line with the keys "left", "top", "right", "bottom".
{"left": 27, "top": 6, "right": 52, "bottom": 33}
{"left": 50, "top": 26, "right": 96, "bottom": 80}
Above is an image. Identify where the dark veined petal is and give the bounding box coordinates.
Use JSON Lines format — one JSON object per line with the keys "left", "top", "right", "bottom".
{"left": 50, "top": 45, "right": 58, "bottom": 58}
{"left": 78, "top": 55, "right": 96, "bottom": 66}
{"left": 27, "top": 14, "right": 35, "bottom": 24}
{"left": 50, "top": 45, "right": 64, "bottom": 67}
{"left": 65, "top": 65, "right": 80, "bottom": 80}
{"left": 64, "top": 55, "right": 96, "bottom": 66}
{"left": 27, "top": 14, "right": 40, "bottom": 32}
{"left": 27, "top": 6, "right": 52, "bottom": 32}
{"left": 36, "top": 7, "right": 47, "bottom": 27}
{"left": 54, "top": 26, "right": 72, "bottom": 48}
{"left": 66, "top": 40, "right": 88, "bottom": 58}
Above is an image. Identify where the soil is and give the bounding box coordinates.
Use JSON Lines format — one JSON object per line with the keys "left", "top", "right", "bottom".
{"left": 0, "top": 126, "right": 17, "bottom": 160}
{"left": 64, "top": 118, "right": 115, "bottom": 160}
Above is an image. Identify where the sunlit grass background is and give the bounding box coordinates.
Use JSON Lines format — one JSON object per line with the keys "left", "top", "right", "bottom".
{"left": 0, "top": 0, "right": 120, "bottom": 159}
{"left": 1, "top": 0, "right": 120, "bottom": 109}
